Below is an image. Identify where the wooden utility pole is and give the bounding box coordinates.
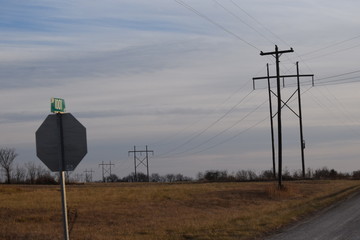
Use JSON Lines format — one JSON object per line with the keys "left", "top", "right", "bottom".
{"left": 253, "top": 46, "right": 314, "bottom": 187}
{"left": 259, "top": 45, "right": 294, "bottom": 188}
{"left": 98, "top": 161, "right": 114, "bottom": 182}
{"left": 128, "top": 146, "right": 154, "bottom": 182}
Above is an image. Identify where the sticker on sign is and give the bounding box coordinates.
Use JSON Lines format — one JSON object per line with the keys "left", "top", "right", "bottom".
{"left": 51, "top": 97, "right": 66, "bottom": 113}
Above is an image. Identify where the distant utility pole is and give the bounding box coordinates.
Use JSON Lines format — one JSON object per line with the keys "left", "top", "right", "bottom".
{"left": 98, "top": 161, "right": 114, "bottom": 182}
{"left": 128, "top": 145, "right": 154, "bottom": 182}
{"left": 252, "top": 45, "right": 314, "bottom": 188}
{"left": 83, "top": 169, "right": 95, "bottom": 182}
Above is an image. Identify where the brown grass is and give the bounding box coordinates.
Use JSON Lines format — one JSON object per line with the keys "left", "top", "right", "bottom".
{"left": 1, "top": 180, "right": 359, "bottom": 240}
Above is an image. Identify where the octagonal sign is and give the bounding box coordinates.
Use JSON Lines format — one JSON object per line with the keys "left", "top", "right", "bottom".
{"left": 36, "top": 113, "right": 87, "bottom": 172}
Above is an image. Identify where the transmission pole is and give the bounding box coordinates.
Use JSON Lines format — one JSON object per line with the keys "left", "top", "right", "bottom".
{"left": 260, "top": 45, "right": 293, "bottom": 188}
{"left": 128, "top": 145, "right": 154, "bottom": 182}
{"left": 98, "top": 161, "right": 115, "bottom": 182}
{"left": 253, "top": 46, "right": 314, "bottom": 188}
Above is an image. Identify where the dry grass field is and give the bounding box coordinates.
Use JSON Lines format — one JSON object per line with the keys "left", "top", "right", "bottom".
{"left": 1, "top": 180, "right": 360, "bottom": 240}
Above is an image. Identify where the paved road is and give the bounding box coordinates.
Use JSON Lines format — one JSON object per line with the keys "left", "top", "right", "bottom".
{"left": 264, "top": 191, "right": 360, "bottom": 240}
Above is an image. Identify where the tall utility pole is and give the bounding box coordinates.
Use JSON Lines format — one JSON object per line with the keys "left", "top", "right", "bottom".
{"left": 253, "top": 46, "right": 314, "bottom": 188}
{"left": 128, "top": 145, "right": 154, "bottom": 182}
{"left": 98, "top": 161, "right": 114, "bottom": 182}
{"left": 259, "top": 45, "right": 294, "bottom": 188}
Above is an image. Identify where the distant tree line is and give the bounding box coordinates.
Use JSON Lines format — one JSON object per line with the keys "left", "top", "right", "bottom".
{"left": 0, "top": 147, "right": 60, "bottom": 184}
{"left": 2, "top": 161, "right": 57, "bottom": 184}
{"left": 3, "top": 166, "right": 360, "bottom": 184}
{"left": 197, "top": 167, "right": 360, "bottom": 182}
{"left": 104, "top": 172, "right": 193, "bottom": 183}
{"left": 2, "top": 147, "right": 360, "bottom": 184}
{"left": 100, "top": 167, "right": 360, "bottom": 183}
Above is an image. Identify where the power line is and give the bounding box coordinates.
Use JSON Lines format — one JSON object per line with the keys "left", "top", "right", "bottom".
{"left": 189, "top": 113, "right": 269, "bottom": 155}
{"left": 316, "top": 69, "right": 360, "bottom": 81}
{"left": 212, "top": 0, "right": 296, "bottom": 74}
{"left": 302, "top": 42, "right": 360, "bottom": 61}
{"left": 157, "top": 89, "right": 255, "bottom": 157}
{"left": 212, "top": 0, "right": 276, "bottom": 45}
{"left": 300, "top": 34, "right": 360, "bottom": 57}
{"left": 222, "top": 0, "right": 310, "bottom": 74}
{"left": 316, "top": 76, "right": 360, "bottom": 86}
{"left": 151, "top": 79, "right": 254, "bottom": 148}
{"left": 229, "top": 0, "right": 291, "bottom": 48}
{"left": 174, "top": 0, "right": 261, "bottom": 51}
{"left": 314, "top": 69, "right": 360, "bottom": 86}
{"left": 282, "top": 69, "right": 360, "bottom": 87}
{"left": 167, "top": 97, "right": 268, "bottom": 157}
{"left": 305, "top": 87, "right": 360, "bottom": 138}
{"left": 321, "top": 86, "right": 360, "bottom": 126}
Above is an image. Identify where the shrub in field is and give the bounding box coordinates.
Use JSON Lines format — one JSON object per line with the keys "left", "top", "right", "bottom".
{"left": 203, "top": 170, "right": 229, "bottom": 181}
{"left": 35, "top": 173, "right": 57, "bottom": 185}
{"left": 352, "top": 170, "right": 360, "bottom": 180}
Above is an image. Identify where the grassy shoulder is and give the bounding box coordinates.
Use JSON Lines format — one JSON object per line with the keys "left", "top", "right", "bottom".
{"left": 1, "top": 180, "right": 360, "bottom": 240}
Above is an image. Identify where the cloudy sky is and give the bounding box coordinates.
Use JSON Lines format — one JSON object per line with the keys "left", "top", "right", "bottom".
{"left": 1, "top": 0, "right": 360, "bottom": 180}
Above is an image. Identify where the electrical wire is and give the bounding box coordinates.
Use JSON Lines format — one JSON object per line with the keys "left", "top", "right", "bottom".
{"left": 151, "top": 78, "right": 254, "bottom": 148}
{"left": 166, "top": 97, "right": 268, "bottom": 157}
{"left": 302, "top": 42, "right": 360, "bottom": 62}
{"left": 322, "top": 85, "right": 360, "bottom": 126}
{"left": 317, "top": 69, "right": 360, "bottom": 81}
{"left": 300, "top": 34, "right": 360, "bottom": 57}
{"left": 316, "top": 76, "right": 360, "bottom": 86}
{"left": 157, "top": 89, "right": 255, "bottom": 157}
{"left": 174, "top": 0, "right": 261, "bottom": 51}
{"left": 229, "top": 0, "right": 291, "bottom": 48}
{"left": 314, "top": 69, "right": 360, "bottom": 86}
{"left": 306, "top": 87, "right": 360, "bottom": 137}
{"left": 210, "top": 0, "right": 296, "bottom": 73}
{"left": 212, "top": 0, "right": 276, "bottom": 45}
{"left": 178, "top": 113, "right": 269, "bottom": 156}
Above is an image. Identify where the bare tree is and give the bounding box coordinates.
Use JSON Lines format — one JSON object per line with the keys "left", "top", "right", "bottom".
{"left": 36, "top": 164, "right": 48, "bottom": 180}
{"left": 150, "top": 173, "right": 161, "bottom": 182}
{"left": 236, "top": 170, "right": 249, "bottom": 181}
{"left": 14, "top": 165, "right": 26, "bottom": 183}
{"left": 106, "top": 174, "right": 119, "bottom": 182}
{"left": 165, "top": 174, "right": 176, "bottom": 182}
{"left": 25, "top": 162, "right": 37, "bottom": 184}
{"left": 0, "top": 148, "right": 18, "bottom": 184}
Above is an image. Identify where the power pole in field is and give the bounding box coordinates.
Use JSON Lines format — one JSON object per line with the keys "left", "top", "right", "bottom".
{"left": 98, "top": 161, "right": 115, "bottom": 182}
{"left": 128, "top": 145, "right": 154, "bottom": 182}
{"left": 252, "top": 45, "right": 314, "bottom": 188}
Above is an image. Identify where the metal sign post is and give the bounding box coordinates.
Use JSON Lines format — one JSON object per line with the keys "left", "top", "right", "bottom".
{"left": 60, "top": 170, "right": 70, "bottom": 240}
{"left": 60, "top": 171, "right": 70, "bottom": 240}
{"left": 58, "top": 112, "right": 70, "bottom": 240}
